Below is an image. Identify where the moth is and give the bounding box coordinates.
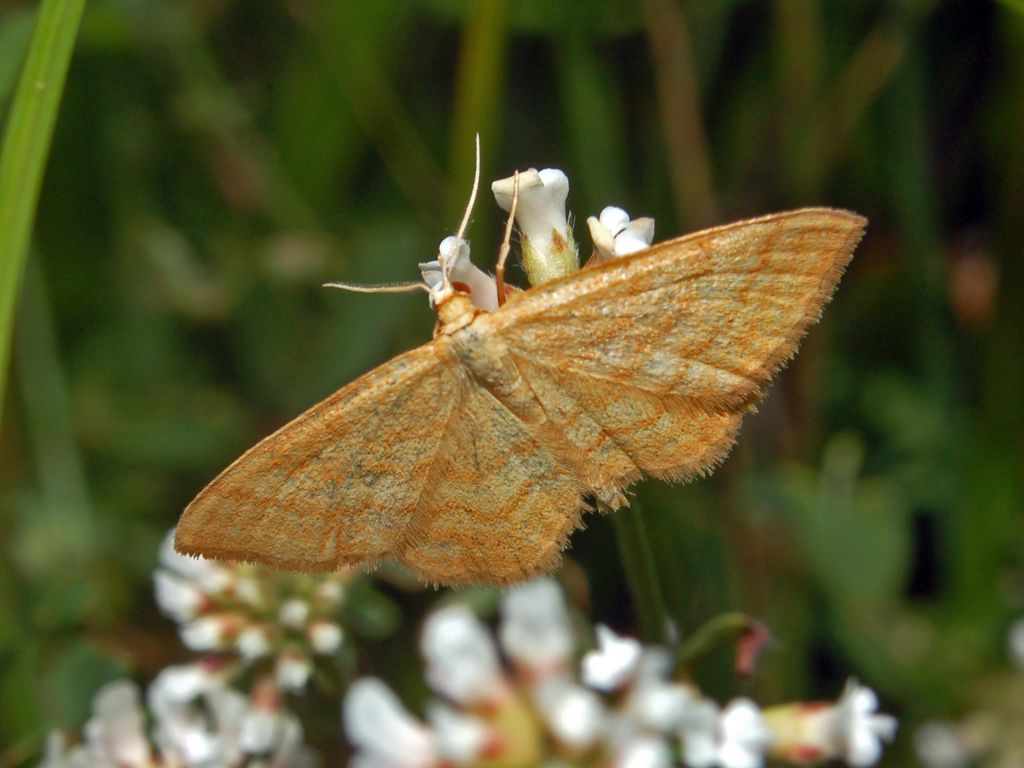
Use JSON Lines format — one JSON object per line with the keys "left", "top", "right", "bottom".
{"left": 176, "top": 169, "right": 865, "bottom": 586}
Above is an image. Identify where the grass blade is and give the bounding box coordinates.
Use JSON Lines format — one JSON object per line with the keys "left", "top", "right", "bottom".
{"left": 0, "top": 0, "right": 86, "bottom": 419}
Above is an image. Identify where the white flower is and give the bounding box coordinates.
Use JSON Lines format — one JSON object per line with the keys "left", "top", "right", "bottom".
{"left": 154, "top": 571, "right": 205, "bottom": 622}
{"left": 275, "top": 650, "right": 312, "bottom": 692}
{"left": 180, "top": 614, "right": 237, "bottom": 651}
{"left": 82, "top": 681, "right": 152, "bottom": 767}
{"left": 147, "top": 663, "right": 227, "bottom": 764}
{"left": 50, "top": 662, "right": 311, "bottom": 768}
{"left": 499, "top": 578, "right": 574, "bottom": 672}
{"left": 419, "top": 236, "right": 499, "bottom": 311}
{"left": 313, "top": 578, "right": 346, "bottom": 607}
{"left": 234, "top": 577, "right": 266, "bottom": 608}
{"left": 344, "top": 678, "right": 438, "bottom": 768}
{"left": 152, "top": 702, "right": 223, "bottom": 764}
{"left": 914, "top": 722, "right": 969, "bottom": 768}
{"left": 534, "top": 678, "right": 606, "bottom": 750}
{"left": 492, "top": 168, "right": 578, "bottom": 286}
{"left": 38, "top": 731, "right": 89, "bottom": 768}
{"left": 308, "top": 620, "right": 344, "bottom": 654}
{"left": 427, "top": 703, "right": 489, "bottom": 764}
{"left": 763, "top": 680, "right": 896, "bottom": 767}
{"left": 236, "top": 624, "right": 274, "bottom": 660}
{"left": 680, "top": 698, "right": 771, "bottom": 768}
{"left": 147, "top": 662, "right": 219, "bottom": 716}
{"left": 613, "top": 736, "right": 673, "bottom": 768}
{"left": 581, "top": 625, "right": 643, "bottom": 691}
{"left": 1008, "top": 618, "right": 1024, "bottom": 669}
{"left": 420, "top": 605, "right": 504, "bottom": 705}
{"left": 587, "top": 206, "right": 655, "bottom": 264}
{"left": 238, "top": 707, "right": 282, "bottom": 755}
{"left": 626, "top": 651, "right": 696, "bottom": 732}
{"left": 831, "top": 680, "right": 897, "bottom": 766}
{"left": 278, "top": 599, "right": 310, "bottom": 629}
{"left": 158, "top": 531, "right": 233, "bottom": 594}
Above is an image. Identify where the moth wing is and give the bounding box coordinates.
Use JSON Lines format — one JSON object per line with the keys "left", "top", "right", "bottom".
{"left": 509, "top": 354, "right": 744, "bottom": 488}
{"left": 488, "top": 208, "right": 864, "bottom": 410}
{"left": 175, "top": 344, "right": 460, "bottom": 572}
{"left": 394, "top": 379, "right": 590, "bottom": 586}
{"left": 481, "top": 208, "right": 864, "bottom": 483}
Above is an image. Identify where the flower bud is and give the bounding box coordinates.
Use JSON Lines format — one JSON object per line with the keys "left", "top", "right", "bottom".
{"left": 586, "top": 206, "right": 655, "bottom": 265}
{"left": 492, "top": 168, "right": 578, "bottom": 286}
{"left": 763, "top": 680, "right": 896, "bottom": 767}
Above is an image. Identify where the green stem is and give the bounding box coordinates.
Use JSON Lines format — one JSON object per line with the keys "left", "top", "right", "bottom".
{"left": 0, "top": 0, "right": 86, "bottom": 420}
{"left": 675, "top": 611, "right": 759, "bottom": 669}
{"left": 611, "top": 500, "right": 671, "bottom": 644}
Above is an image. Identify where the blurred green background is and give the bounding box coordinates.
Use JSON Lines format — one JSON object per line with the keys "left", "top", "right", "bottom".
{"left": 1, "top": 0, "right": 1022, "bottom": 764}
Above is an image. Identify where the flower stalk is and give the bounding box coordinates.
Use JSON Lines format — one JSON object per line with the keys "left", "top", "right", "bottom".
{"left": 610, "top": 499, "right": 671, "bottom": 645}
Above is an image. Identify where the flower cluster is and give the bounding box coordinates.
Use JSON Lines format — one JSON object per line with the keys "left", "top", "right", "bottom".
{"left": 154, "top": 531, "right": 352, "bottom": 693}
{"left": 421, "top": 167, "right": 656, "bottom": 312}
{"left": 39, "top": 664, "right": 312, "bottom": 768}
{"left": 343, "top": 579, "right": 896, "bottom": 768}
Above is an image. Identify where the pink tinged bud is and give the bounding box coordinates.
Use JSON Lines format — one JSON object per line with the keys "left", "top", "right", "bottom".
{"left": 308, "top": 620, "right": 344, "bottom": 654}
{"left": 499, "top": 578, "right": 574, "bottom": 673}
{"left": 312, "top": 578, "right": 346, "bottom": 608}
{"left": 581, "top": 625, "right": 643, "bottom": 691}
{"left": 344, "top": 678, "right": 438, "bottom": 768}
{"left": 83, "top": 681, "right": 153, "bottom": 767}
{"left": 154, "top": 571, "right": 207, "bottom": 622}
{"left": 275, "top": 650, "right": 312, "bottom": 692}
{"left": 421, "top": 605, "right": 504, "bottom": 705}
{"left": 735, "top": 620, "right": 772, "bottom": 677}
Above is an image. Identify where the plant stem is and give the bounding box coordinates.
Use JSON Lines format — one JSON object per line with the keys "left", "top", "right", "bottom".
{"left": 0, "top": 0, "right": 86, "bottom": 420}
{"left": 611, "top": 500, "right": 671, "bottom": 644}
{"left": 675, "top": 612, "right": 762, "bottom": 670}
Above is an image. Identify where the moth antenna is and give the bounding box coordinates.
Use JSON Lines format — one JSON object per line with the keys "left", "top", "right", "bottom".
{"left": 455, "top": 133, "right": 481, "bottom": 241}
{"left": 495, "top": 170, "right": 519, "bottom": 307}
{"left": 323, "top": 280, "right": 428, "bottom": 294}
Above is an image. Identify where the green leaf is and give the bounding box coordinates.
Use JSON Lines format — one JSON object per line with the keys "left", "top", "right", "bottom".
{"left": 780, "top": 434, "right": 911, "bottom": 609}
{"left": 0, "top": 0, "right": 87, "bottom": 420}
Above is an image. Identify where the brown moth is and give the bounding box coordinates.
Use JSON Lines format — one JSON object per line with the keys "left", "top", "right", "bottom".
{"left": 175, "top": 182, "right": 865, "bottom": 586}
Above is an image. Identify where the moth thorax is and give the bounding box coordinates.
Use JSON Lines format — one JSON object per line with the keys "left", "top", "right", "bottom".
{"left": 435, "top": 291, "right": 478, "bottom": 334}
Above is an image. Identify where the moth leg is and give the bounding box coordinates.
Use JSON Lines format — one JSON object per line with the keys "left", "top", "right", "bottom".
{"left": 495, "top": 171, "right": 519, "bottom": 307}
